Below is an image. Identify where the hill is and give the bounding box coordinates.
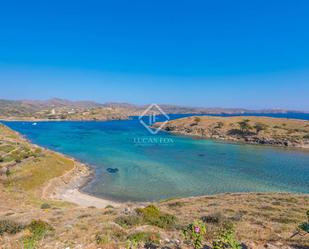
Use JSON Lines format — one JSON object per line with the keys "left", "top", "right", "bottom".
{"left": 0, "top": 98, "right": 306, "bottom": 121}
{"left": 157, "top": 116, "right": 309, "bottom": 149}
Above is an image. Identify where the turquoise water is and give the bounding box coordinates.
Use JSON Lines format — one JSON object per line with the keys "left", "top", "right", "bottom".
{"left": 3, "top": 117, "right": 309, "bottom": 202}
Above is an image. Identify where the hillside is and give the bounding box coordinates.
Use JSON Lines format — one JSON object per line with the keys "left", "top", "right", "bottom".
{"left": 157, "top": 116, "right": 309, "bottom": 149}
{"left": 0, "top": 98, "right": 129, "bottom": 121}
{"left": 0, "top": 123, "right": 308, "bottom": 248}
{"left": 0, "top": 98, "right": 306, "bottom": 121}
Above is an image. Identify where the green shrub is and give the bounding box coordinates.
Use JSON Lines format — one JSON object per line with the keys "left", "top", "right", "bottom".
{"left": 298, "top": 210, "right": 309, "bottom": 234}
{"left": 115, "top": 215, "right": 141, "bottom": 228}
{"left": 127, "top": 231, "right": 160, "bottom": 244}
{"left": 135, "top": 205, "right": 177, "bottom": 229}
{"left": 212, "top": 222, "right": 241, "bottom": 249}
{"left": 40, "top": 203, "right": 51, "bottom": 209}
{"left": 183, "top": 220, "right": 207, "bottom": 249}
{"left": 201, "top": 213, "right": 225, "bottom": 224}
{"left": 23, "top": 220, "right": 53, "bottom": 249}
{"left": 0, "top": 219, "right": 24, "bottom": 235}
{"left": 95, "top": 233, "right": 110, "bottom": 245}
{"left": 253, "top": 122, "right": 268, "bottom": 134}
{"left": 28, "top": 220, "right": 53, "bottom": 238}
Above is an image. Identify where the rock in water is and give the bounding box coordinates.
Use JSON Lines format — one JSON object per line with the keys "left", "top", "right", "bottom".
{"left": 106, "top": 168, "right": 119, "bottom": 173}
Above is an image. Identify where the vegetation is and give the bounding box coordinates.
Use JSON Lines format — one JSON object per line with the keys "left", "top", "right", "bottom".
{"left": 253, "top": 122, "right": 268, "bottom": 134}
{"left": 127, "top": 231, "right": 160, "bottom": 244}
{"left": 215, "top": 121, "right": 224, "bottom": 129}
{"left": 159, "top": 116, "right": 309, "bottom": 148}
{"left": 194, "top": 117, "right": 201, "bottom": 123}
{"left": 183, "top": 220, "right": 207, "bottom": 249}
{"left": 115, "top": 215, "right": 142, "bottom": 228}
{"left": 237, "top": 119, "right": 252, "bottom": 135}
{"left": 23, "top": 220, "right": 53, "bottom": 249}
{"left": 0, "top": 219, "right": 24, "bottom": 236}
{"left": 115, "top": 205, "right": 177, "bottom": 230}
{"left": 135, "top": 205, "right": 177, "bottom": 229}
{"left": 212, "top": 222, "right": 241, "bottom": 249}
{"left": 292, "top": 209, "right": 309, "bottom": 238}
{"left": 40, "top": 203, "right": 51, "bottom": 209}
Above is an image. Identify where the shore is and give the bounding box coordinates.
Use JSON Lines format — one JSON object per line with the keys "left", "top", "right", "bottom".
{"left": 0, "top": 122, "right": 121, "bottom": 208}
{"left": 41, "top": 154, "right": 120, "bottom": 208}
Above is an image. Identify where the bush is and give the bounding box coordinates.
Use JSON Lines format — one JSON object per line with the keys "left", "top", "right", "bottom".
{"left": 201, "top": 213, "right": 225, "bottom": 224}
{"left": 253, "top": 122, "right": 268, "bottom": 134}
{"left": 23, "top": 220, "right": 53, "bottom": 249}
{"left": 95, "top": 233, "right": 110, "bottom": 245}
{"left": 194, "top": 117, "right": 201, "bottom": 123}
{"left": 135, "top": 205, "right": 177, "bottom": 229}
{"left": 0, "top": 219, "right": 24, "bottom": 235}
{"left": 127, "top": 231, "right": 160, "bottom": 244}
{"left": 183, "top": 220, "right": 207, "bottom": 249}
{"left": 215, "top": 122, "right": 224, "bottom": 129}
{"left": 116, "top": 205, "right": 177, "bottom": 229}
{"left": 40, "top": 203, "right": 51, "bottom": 209}
{"left": 27, "top": 220, "right": 53, "bottom": 239}
{"left": 115, "top": 215, "right": 141, "bottom": 228}
{"left": 212, "top": 222, "right": 241, "bottom": 249}
{"left": 298, "top": 210, "right": 309, "bottom": 234}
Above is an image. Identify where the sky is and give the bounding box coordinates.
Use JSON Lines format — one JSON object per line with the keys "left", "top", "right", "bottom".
{"left": 0, "top": 1, "right": 309, "bottom": 110}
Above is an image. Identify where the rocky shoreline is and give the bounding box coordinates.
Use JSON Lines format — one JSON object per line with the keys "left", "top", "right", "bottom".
{"left": 157, "top": 116, "right": 309, "bottom": 149}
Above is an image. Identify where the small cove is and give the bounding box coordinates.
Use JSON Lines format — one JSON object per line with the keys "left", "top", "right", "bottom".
{"left": 3, "top": 113, "right": 309, "bottom": 202}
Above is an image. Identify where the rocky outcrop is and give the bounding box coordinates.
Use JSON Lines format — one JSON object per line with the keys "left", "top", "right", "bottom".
{"left": 157, "top": 116, "right": 309, "bottom": 149}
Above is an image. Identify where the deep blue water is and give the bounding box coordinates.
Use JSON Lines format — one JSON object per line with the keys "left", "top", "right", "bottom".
{"left": 2, "top": 113, "right": 309, "bottom": 202}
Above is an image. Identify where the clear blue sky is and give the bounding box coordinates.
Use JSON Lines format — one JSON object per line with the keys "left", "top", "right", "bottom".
{"left": 0, "top": 1, "right": 309, "bottom": 110}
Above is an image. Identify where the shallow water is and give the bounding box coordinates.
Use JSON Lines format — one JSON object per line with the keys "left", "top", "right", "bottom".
{"left": 3, "top": 115, "right": 309, "bottom": 201}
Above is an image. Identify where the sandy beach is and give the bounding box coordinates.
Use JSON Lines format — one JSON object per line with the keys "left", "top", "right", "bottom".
{"left": 41, "top": 156, "right": 120, "bottom": 208}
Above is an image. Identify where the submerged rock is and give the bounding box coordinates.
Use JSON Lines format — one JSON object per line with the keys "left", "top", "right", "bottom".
{"left": 106, "top": 168, "right": 119, "bottom": 173}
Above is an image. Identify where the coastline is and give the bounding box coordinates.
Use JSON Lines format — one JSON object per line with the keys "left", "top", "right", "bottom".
{"left": 2, "top": 120, "right": 309, "bottom": 210}
{"left": 165, "top": 129, "right": 309, "bottom": 150}
{"left": 0, "top": 123, "right": 121, "bottom": 208}
{"left": 41, "top": 157, "right": 120, "bottom": 208}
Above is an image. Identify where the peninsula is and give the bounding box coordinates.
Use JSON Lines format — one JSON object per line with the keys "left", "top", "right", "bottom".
{"left": 157, "top": 116, "right": 309, "bottom": 149}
